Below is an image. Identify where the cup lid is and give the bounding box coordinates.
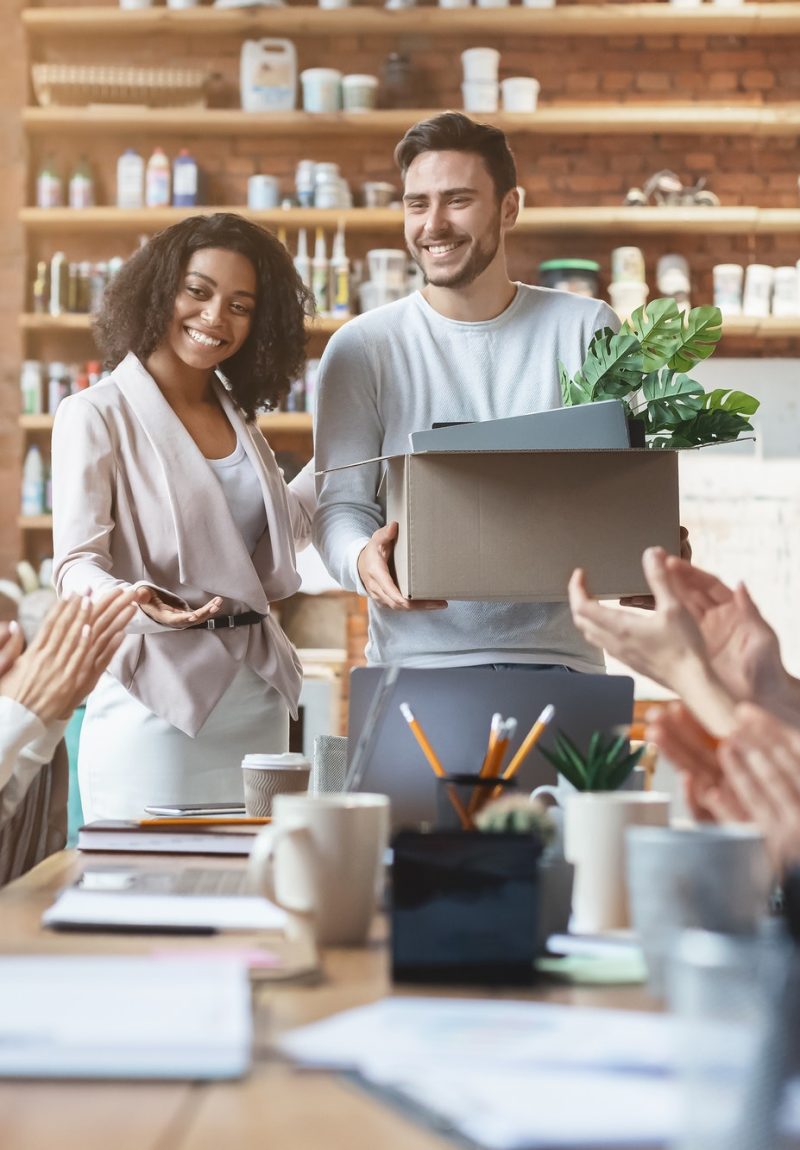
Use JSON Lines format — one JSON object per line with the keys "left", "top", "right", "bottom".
{"left": 242, "top": 752, "right": 310, "bottom": 768}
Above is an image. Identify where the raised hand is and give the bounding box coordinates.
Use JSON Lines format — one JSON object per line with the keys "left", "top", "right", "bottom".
{"left": 0, "top": 622, "right": 24, "bottom": 678}
{"left": 664, "top": 558, "right": 796, "bottom": 715}
{"left": 0, "top": 588, "right": 139, "bottom": 724}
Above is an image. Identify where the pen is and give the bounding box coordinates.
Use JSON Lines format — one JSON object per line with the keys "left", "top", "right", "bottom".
{"left": 399, "top": 702, "right": 473, "bottom": 830}
{"left": 139, "top": 817, "right": 271, "bottom": 827}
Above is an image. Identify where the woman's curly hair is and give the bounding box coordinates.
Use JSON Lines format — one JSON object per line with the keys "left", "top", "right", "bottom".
{"left": 93, "top": 213, "right": 314, "bottom": 419}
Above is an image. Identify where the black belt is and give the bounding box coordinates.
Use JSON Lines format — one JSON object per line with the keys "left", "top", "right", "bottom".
{"left": 187, "top": 611, "right": 265, "bottom": 631}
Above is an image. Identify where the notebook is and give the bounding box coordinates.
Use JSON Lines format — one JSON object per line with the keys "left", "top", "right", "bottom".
{"left": 347, "top": 667, "right": 634, "bottom": 831}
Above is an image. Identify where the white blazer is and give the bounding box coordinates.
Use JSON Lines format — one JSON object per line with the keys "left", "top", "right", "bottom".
{"left": 52, "top": 352, "right": 314, "bottom": 736}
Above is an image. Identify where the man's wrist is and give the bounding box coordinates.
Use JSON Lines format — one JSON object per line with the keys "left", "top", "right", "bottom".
{"left": 671, "top": 657, "right": 737, "bottom": 736}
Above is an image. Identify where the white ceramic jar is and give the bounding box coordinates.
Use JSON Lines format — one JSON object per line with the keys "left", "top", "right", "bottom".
{"left": 300, "top": 68, "right": 343, "bottom": 114}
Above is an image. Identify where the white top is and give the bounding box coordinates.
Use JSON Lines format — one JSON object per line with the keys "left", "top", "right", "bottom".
{"left": 313, "top": 284, "right": 619, "bottom": 670}
{"left": 207, "top": 436, "right": 268, "bottom": 556}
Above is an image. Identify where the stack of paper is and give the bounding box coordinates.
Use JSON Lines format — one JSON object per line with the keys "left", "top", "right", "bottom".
{"left": 0, "top": 956, "right": 252, "bottom": 1079}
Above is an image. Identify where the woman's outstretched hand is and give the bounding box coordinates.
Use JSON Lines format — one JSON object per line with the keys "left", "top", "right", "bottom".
{"left": 137, "top": 587, "right": 223, "bottom": 628}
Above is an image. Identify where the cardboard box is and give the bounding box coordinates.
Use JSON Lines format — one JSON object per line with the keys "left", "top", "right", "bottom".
{"left": 385, "top": 449, "right": 680, "bottom": 601}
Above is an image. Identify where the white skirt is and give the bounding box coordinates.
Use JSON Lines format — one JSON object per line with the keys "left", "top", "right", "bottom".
{"left": 78, "top": 665, "right": 289, "bottom": 822}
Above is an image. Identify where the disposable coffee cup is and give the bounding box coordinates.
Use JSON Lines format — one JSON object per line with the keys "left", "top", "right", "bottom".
{"left": 241, "top": 752, "right": 310, "bottom": 818}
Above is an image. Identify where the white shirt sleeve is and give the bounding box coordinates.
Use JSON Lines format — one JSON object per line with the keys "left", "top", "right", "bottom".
{"left": 51, "top": 393, "right": 190, "bottom": 634}
{"left": 312, "top": 325, "right": 386, "bottom": 592}
{"left": 0, "top": 696, "right": 67, "bottom": 826}
{"left": 286, "top": 459, "right": 317, "bottom": 554}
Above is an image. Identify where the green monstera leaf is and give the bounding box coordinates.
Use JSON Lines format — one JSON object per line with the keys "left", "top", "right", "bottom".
{"left": 570, "top": 327, "right": 643, "bottom": 403}
{"left": 659, "top": 408, "right": 755, "bottom": 448}
{"left": 560, "top": 298, "right": 754, "bottom": 449}
{"left": 625, "top": 301, "right": 723, "bottom": 374}
{"left": 668, "top": 306, "right": 723, "bottom": 372}
{"left": 704, "top": 388, "right": 760, "bottom": 417}
{"left": 641, "top": 369, "right": 705, "bottom": 434}
{"left": 624, "top": 298, "right": 685, "bottom": 372}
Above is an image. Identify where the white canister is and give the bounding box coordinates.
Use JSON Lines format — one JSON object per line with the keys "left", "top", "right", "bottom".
{"left": 300, "top": 68, "right": 343, "bottom": 113}
{"left": 342, "top": 73, "right": 379, "bottom": 112}
{"left": 247, "top": 174, "right": 280, "bottom": 210}
{"left": 477, "top": 0, "right": 509, "bottom": 6}
{"left": 771, "top": 266, "right": 799, "bottom": 317}
{"left": 319, "top": 0, "right": 350, "bottom": 7}
{"left": 611, "top": 246, "right": 646, "bottom": 284}
{"left": 522, "top": 0, "right": 556, "bottom": 7}
{"left": 440, "top": 0, "right": 471, "bottom": 6}
{"left": 462, "top": 81, "right": 499, "bottom": 113}
{"left": 500, "top": 77, "right": 540, "bottom": 113}
{"left": 608, "top": 280, "right": 649, "bottom": 321}
{"left": 742, "top": 263, "right": 774, "bottom": 318}
{"left": 712, "top": 263, "right": 744, "bottom": 316}
{"left": 461, "top": 47, "right": 500, "bottom": 82}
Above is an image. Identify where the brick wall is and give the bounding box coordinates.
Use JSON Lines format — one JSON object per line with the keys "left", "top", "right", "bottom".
{"left": 3, "top": 0, "right": 800, "bottom": 582}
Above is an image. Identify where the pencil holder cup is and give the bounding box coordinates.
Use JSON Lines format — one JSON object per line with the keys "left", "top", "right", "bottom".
{"left": 391, "top": 828, "right": 541, "bottom": 985}
{"left": 435, "top": 773, "right": 517, "bottom": 831}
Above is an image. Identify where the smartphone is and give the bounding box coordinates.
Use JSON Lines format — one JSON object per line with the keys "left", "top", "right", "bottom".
{"left": 144, "top": 803, "right": 247, "bottom": 817}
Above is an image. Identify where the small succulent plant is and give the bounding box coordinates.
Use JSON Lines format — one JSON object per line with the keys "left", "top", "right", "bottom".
{"left": 475, "top": 795, "right": 556, "bottom": 847}
{"left": 538, "top": 729, "right": 644, "bottom": 793}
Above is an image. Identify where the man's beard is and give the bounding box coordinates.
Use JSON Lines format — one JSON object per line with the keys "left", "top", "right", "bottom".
{"left": 411, "top": 219, "right": 501, "bottom": 289}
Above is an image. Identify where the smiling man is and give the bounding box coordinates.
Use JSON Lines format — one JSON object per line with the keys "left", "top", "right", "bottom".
{"left": 313, "top": 112, "right": 620, "bottom": 671}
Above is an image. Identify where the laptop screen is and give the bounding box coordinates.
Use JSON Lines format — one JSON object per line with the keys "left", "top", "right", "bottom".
{"left": 347, "top": 667, "right": 634, "bottom": 831}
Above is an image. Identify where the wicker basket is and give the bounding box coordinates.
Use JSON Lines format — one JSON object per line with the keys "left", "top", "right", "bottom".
{"left": 31, "top": 64, "right": 210, "bottom": 108}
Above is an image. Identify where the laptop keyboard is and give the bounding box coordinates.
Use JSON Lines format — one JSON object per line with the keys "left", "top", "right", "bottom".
{"left": 133, "top": 868, "right": 252, "bottom": 897}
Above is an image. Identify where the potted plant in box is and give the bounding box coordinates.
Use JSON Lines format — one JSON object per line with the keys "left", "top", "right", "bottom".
{"left": 559, "top": 299, "right": 759, "bottom": 449}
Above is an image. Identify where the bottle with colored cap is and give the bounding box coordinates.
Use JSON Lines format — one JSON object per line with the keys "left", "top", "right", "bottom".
{"left": 145, "top": 147, "right": 171, "bottom": 208}
{"left": 172, "top": 148, "right": 199, "bottom": 207}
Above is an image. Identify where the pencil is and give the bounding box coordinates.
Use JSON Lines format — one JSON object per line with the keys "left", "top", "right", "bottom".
{"left": 399, "top": 702, "right": 473, "bottom": 831}
{"left": 478, "top": 713, "right": 503, "bottom": 778}
{"left": 500, "top": 703, "right": 556, "bottom": 782}
{"left": 139, "top": 817, "right": 270, "bottom": 827}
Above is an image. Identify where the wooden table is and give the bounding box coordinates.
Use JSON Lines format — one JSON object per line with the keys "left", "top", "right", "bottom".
{"left": 0, "top": 851, "right": 654, "bottom": 1150}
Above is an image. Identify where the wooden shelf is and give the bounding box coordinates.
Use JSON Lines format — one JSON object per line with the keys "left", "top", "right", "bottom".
{"left": 19, "top": 204, "right": 800, "bottom": 236}
{"left": 22, "top": 3, "right": 800, "bottom": 39}
{"left": 19, "top": 515, "right": 52, "bottom": 531}
{"left": 18, "top": 313, "right": 347, "bottom": 336}
{"left": 23, "top": 104, "right": 800, "bottom": 138}
{"left": 19, "top": 206, "right": 403, "bottom": 234}
{"left": 20, "top": 412, "right": 312, "bottom": 434}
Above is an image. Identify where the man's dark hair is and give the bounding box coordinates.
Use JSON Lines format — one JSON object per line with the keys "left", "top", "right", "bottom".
{"left": 93, "top": 212, "right": 313, "bottom": 419}
{"left": 394, "top": 111, "right": 518, "bottom": 200}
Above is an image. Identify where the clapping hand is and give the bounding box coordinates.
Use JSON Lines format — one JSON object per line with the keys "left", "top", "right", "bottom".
{"left": 0, "top": 587, "right": 139, "bottom": 724}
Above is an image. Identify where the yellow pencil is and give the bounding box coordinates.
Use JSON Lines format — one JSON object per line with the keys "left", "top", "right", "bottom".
{"left": 478, "top": 713, "right": 503, "bottom": 778}
{"left": 501, "top": 704, "right": 556, "bottom": 782}
{"left": 399, "top": 702, "right": 473, "bottom": 830}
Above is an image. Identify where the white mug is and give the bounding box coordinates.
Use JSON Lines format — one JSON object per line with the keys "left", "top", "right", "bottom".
{"left": 248, "top": 793, "right": 390, "bottom": 946}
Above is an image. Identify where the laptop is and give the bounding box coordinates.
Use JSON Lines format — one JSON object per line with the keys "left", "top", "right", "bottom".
{"left": 346, "top": 667, "right": 634, "bottom": 831}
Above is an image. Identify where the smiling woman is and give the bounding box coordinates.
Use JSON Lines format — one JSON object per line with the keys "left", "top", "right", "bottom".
{"left": 50, "top": 213, "right": 318, "bottom": 822}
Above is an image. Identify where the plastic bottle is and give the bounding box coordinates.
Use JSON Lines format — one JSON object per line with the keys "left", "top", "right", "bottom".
{"left": 32, "top": 261, "right": 49, "bottom": 314}
{"left": 20, "top": 360, "right": 44, "bottom": 415}
{"left": 311, "top": 228, "right": 329, "bottom": 314}
{"left": 116, "top": 148, "right": 145, "bottom": 209}
{"left": 35, "top": 156, "right": 62, "bottom": 209}
{"left": 46, "top": 361, "right": 69, "bottom": 414}
{"left": 49, "top": 252, "right": 67, "bottom": 316}
{"left": 330, "top": 223, "right": 351, "bottom": 318}
{"left": 294, "top": 228, "right": 311, "bottom": 289}
{"left": 145, "top": 147, "right": 171, "bottom": 208}
{"left": 172, "top": 148, "right": 199, "bottom": 207}
{"left": 68, "top": 157, "right": 94, "bottom": 209}
{"left": 21, "top": 445, "right": 45, "bottom": 517}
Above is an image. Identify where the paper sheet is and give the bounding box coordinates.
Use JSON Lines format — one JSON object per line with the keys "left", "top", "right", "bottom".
{"left": 43, "top": 887, "right": 287, "bottom": 932}
{"left": 0, "top": 956, "right": 252, "bottom": 1079}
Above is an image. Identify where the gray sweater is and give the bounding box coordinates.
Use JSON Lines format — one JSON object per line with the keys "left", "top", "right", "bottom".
{"left": 313, "top": 284, "right": 619, "bottom": 670}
